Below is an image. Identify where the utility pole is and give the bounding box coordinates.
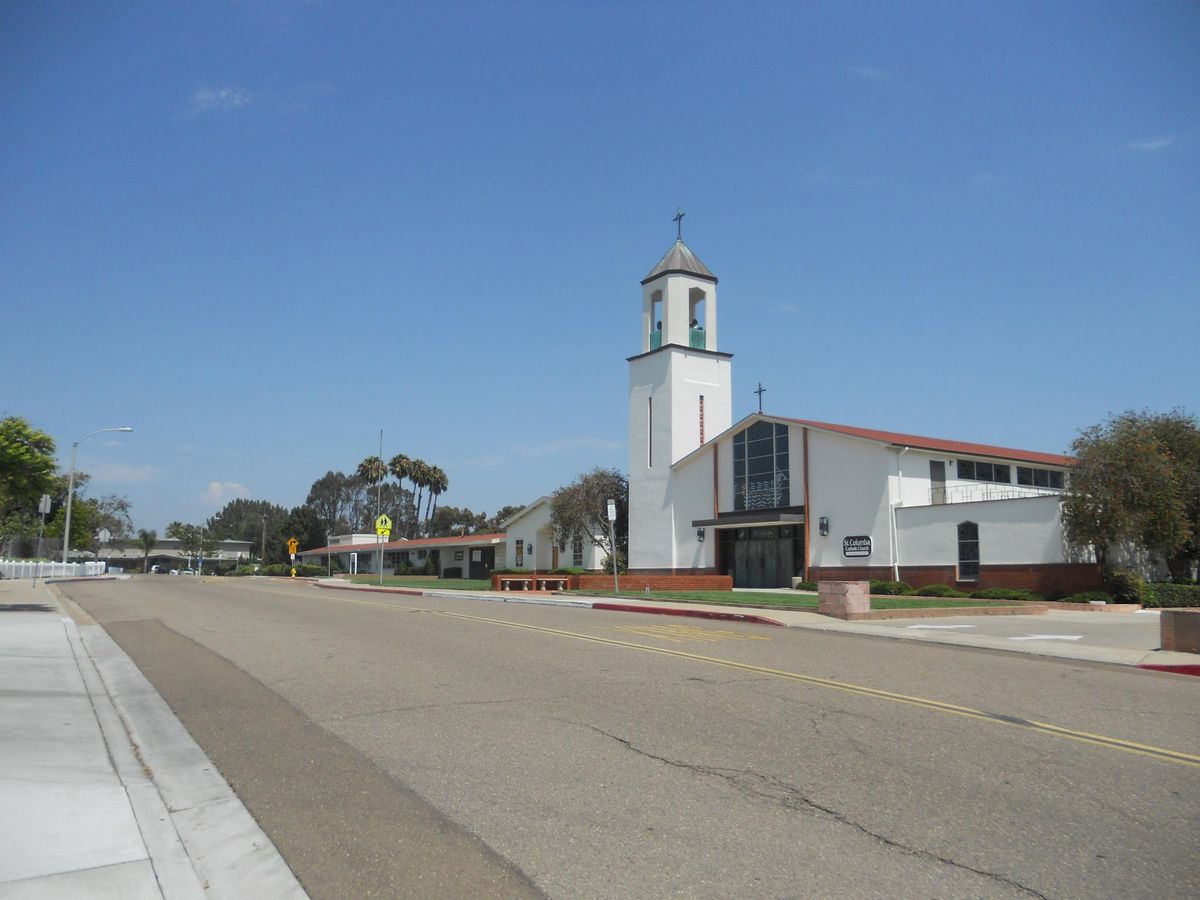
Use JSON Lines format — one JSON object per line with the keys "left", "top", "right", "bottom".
{"left": 261, "top": 516, "right": 267, "bottom": 564}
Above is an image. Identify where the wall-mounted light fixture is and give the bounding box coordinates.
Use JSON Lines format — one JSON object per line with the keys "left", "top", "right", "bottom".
{"left": 696, "top": 527, "right": 706, "bottom": 543}
{"left": 818, "top": 516, "right": 830, "bottom": 536}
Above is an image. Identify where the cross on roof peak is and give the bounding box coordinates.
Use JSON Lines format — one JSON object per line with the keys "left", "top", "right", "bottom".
{"left": 673, "top": 208, "right": 685, "bottom": 241}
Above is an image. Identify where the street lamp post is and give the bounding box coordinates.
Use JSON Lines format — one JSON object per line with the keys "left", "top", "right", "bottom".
{"left": 62, "top": 426, "right": 133, "bottom": 565}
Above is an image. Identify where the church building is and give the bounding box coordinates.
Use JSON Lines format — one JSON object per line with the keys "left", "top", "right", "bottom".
{"left": 627, "top": 233, "right": 1098, "bottom": 597}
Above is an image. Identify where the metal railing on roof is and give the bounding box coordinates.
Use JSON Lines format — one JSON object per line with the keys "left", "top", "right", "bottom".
{"left": 928, "top": 484, "right": 1063, "bottom": 506}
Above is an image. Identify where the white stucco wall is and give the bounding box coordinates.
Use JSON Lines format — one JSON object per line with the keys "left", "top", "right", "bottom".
{"left": 504, "top": 500, "right": 605, "bottom": 571}
{"left": 896, "top": 495, "right": 1067, "bottom": 566}
{"left": 504, "top": 501, "right": 551, "bottom": 571}
{"left": 666, "top": 449, "right": 718, "bottom": 570}
{"left": 806, "top": 428, "right": 894, "bottom": 570}
{"left": 629, "top": 345, "right": 730, "bottom": 570}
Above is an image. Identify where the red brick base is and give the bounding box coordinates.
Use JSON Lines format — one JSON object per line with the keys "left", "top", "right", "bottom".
{"left": 808, "top": 563, "right": 1102, "bottom": 598}
{"left": 579, "top": 574, "right": 733, "bottom": 592}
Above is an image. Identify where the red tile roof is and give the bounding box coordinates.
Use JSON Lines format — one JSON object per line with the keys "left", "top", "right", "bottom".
{"left": 781, "top": 417, "right": 1072, "bottom": 467}
{"left": 301, "top": 532, "right": 506, "bottom": 555}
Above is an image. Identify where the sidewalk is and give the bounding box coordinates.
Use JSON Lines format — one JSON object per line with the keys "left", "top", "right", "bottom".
{"left": 0, "top": 578, "right": 306, "bottom": 899}
{"left": 314, "top": 579, "right": 1200, "bottom": 673}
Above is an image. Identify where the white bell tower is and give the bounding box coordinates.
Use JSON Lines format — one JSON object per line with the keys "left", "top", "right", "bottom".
{"left": 627, "top": 218, "right": 733, "bottom": 572}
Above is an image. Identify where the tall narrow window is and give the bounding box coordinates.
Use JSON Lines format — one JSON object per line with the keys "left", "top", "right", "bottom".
{"left": 957, "top": 522, "right": 979, "bottom": 581}
{"left": 572, "top": 538, "right": 584, "bottom": 567}
{"left": 647, "top": 398, "right": 653, "bottom": 467}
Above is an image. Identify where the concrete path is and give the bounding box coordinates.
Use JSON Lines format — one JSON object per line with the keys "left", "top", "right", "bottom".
{"left": 0, "top": 577, "right": 307, "bottom": 899}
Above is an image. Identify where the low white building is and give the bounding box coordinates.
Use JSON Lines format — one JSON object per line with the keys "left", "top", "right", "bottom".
{"left": 626, "top": 233, "right": 1097, "bottom": 596}
{"left": 301, "top": 533, "right": 506, "bottom": 579}
{"left": 500, "top": 498, "right": 607, "bottom": 572}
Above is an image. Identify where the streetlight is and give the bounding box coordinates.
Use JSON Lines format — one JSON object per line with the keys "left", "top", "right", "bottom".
{"left": 62, "top": 426, "right": 133, "bottom": 564}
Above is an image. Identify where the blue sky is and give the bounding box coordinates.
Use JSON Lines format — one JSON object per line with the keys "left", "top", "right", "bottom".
{"left": 3, "top": 1, "right": 1197, "bottom": 533}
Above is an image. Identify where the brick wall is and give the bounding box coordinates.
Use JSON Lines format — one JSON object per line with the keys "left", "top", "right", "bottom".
{"left": 809, "top": 563, "right": 1102, "bottom": 597}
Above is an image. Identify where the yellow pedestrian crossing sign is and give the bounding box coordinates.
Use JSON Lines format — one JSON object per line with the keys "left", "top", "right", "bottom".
{"left": 375, "top": 514, "right": 392, "bottom": 536}
{"left": 286, "top": 537, "right": 298, "bottom": 554}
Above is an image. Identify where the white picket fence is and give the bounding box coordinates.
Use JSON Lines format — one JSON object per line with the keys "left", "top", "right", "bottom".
{"left": 0, "top": 559, "right": 108, "bottom": 580}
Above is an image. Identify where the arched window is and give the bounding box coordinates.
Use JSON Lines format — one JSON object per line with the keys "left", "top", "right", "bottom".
{"left": 957, "top": 522, "right": 979, "bottom": 581}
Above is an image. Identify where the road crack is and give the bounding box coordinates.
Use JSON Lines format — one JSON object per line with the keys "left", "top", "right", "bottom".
{"left": 580, "top": 724, "right": 1051, "bottom": 899}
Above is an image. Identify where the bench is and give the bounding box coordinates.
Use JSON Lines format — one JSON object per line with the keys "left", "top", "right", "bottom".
{"left": 498, "top": 576, "right": 534, "bottom": 591}
{"left": 535, "top": 576, "right": 568, "bottom": 591}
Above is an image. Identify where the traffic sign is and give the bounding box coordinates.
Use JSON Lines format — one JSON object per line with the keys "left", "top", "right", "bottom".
{"left": 375, "top": 514, "right": 392, "bottom": 536}
{"left": 287, "top": 537, "right": 299, "bottom": 554}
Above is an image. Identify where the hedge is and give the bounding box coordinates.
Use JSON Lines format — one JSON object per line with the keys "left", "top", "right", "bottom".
{"left": 1143, "top": 583, "right": 1200, "bottom": 608}
{"left": 969, "top": 588, "right": 1045, "bottom": 602}
{"left": 906, "top": 583, "right": 969, "bottom": 598}
{"left": 869, "top": 580, "right": 912, "bottom": 595}
{"left": 1059, "top": 590, "right": 1113, "bottom": 604}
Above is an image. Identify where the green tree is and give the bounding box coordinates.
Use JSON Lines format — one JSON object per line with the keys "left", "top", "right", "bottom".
{"left": 425, "top": 465, "right": 448, "bottom": 532}
{"left": 0, "top": 417, "right": 57, "bottom": 520}
{"left": 548, "top": 467, "right": 628, "bottom": 569}
{"left": 206, "top": 498, "right": 288, "bottom": 547}
{"left": 387, "top": 453, "right": 418, "bottom": 535}
{"left": 483, "top": 504, "right": 524, "bottom": 533}
{"left": 136, "top": 528, "right": 158, "bottom": 573}
{"left": 282, "top": 505, "right": 326, "bottom": 557}
{"left": 304, "top": 471, "right": 361, "bottom": 535}
{"left": 1063, "top": 409, "right": 1200, "bottom": 579}
{"left": 356, "top": 455, "right": 387, "bottom": 526}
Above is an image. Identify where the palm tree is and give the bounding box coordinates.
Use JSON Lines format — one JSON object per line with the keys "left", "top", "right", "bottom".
{"left": 136, "top": 528, "right": 157, "bottom": 573}
{"left": 388, "top": 453, "right": 415, "bottom": 535}
{"left": 410, "top": 459, "right": 431, "bottom": 536}
{"left": 356, "top": 456, "right": 387, "bottom": 520}
{"left": 426, "top": 466, "right": 449, "bottom": 533}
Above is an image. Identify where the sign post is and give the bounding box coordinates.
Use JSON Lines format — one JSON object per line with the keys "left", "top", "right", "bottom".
{"left": 606, "top": 499, "right": 619, "bottom": 597}
{"left": 97, "top": 528, "right": 111, "bottom": 573}
{"left": 375, "top": 514, "right": 392, "bottom": 585}
{"left": 287, "top": 537, "right": 299, "bottom": 577}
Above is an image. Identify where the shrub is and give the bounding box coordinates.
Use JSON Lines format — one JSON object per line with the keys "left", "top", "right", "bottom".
{"left": 602, "top": 552, "right": 627, "bottom": 575}
{"left": 869, "top": 580, "right": 912, "bottom": 595}
{"left": 1059, "top": 590, "right": 1113, "bottom": 604}
{"left": 441, "top": 567, "right": 463, "bottom": 579}
{"left": 1143, "top": 583, "right": 1200, "bottom": 608}
{"left": 1102, "top": 569, "right": 1145, "bottom": 604}
{"left": 906, "top": 583, "right": 968, "bottom": 598}
{"left": 793, "top": 580, "right": 818, "bottom": 592}
{"left": 421, "top": 556, "right": 437, "bottom": 576}
{"left": 258, "top": 563, "right": 325, "bottom": 577}
{"left": 551, "top": 567, "right": 585, "bottom": 575}
{"left": 969, "top": 588, "right": 1044, "bottom": 602}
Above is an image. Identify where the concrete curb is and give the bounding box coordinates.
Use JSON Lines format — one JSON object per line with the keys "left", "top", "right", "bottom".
{"left": 59, "top": 594, "right": 309, "bottom": 899}
{"left": 592, "top": 602, "right": 784, "bottom": 626}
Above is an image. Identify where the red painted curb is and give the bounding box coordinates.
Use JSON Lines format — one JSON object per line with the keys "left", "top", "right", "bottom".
{"left": 315, "top": 582, "right": 425, "bottom": 597}
{"left": 592, "top": 603, "right": 784, "bottom": 626}
{"left": 1138, "top": 664, "right": 1200, "bottom": 678}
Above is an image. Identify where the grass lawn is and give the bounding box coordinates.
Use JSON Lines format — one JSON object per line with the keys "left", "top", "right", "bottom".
{"left": 568, "top": 590, "right": 1011, "bottom": 610}
{"left": 346, "top": 575, "right": 492, "bottom": 591}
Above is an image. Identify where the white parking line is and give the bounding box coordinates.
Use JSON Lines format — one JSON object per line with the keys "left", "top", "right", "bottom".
{"left": 1009, "top": 634, "right": 1083, "bottom": 642}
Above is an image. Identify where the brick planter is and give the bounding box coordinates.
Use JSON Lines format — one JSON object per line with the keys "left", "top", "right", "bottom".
{"left": 1161, "top": 609, "right": 1200, "bottom": 654}
{"left": 577, "top": 574, "right": 733, "bottom": 592}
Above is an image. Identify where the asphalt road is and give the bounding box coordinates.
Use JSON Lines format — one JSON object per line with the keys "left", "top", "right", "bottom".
{"left": 61, "top": 577, "right": 1199, "bottom": 899}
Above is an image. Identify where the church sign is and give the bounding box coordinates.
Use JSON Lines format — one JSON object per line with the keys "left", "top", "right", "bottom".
{"left": 843, "top": 536, "right": 872, "bottom": 558}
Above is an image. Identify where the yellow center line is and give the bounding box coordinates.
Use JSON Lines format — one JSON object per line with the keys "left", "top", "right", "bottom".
{"left": 310, "top": 589, "right": 1200, "bottom": 768}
